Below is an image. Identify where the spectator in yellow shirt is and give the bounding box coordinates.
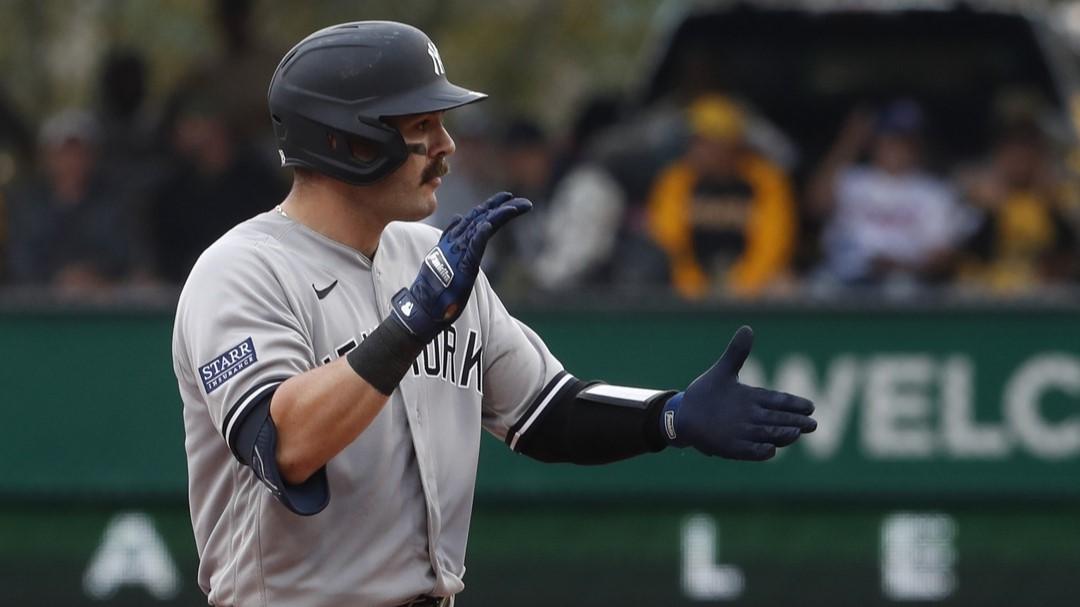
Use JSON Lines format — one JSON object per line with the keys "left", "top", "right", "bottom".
{"left": 957, "top": 121, "right": 1078, "bottom": 292}
{"left": 647, "top": 95, "right": 796, "bottom": 298}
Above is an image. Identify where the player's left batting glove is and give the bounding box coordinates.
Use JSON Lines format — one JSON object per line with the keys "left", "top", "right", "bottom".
{"left": 350, "top": 193, "right": 530, "bottom": 395}
{"left": 391, "top": 192, "right": 531, "bottom": 343}
{"left": 660, "top": 326, "right": 816, "bottom": 461}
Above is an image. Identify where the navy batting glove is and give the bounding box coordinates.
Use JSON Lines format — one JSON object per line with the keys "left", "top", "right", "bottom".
{"left": 660, "top": 326, "right": 816, "bottom": 461}
{"left": 391, "top": 192, "right": 531, "bottom": 341}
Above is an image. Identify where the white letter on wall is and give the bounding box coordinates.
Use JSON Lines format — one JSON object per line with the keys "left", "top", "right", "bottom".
{"left": 881, "top": 512, "right": 957, "bottom": 601}
{"left": 83, "top": 512, "right": 180, "bottom": 600}
{"left": 681, "top": 514, "right": 745, "bottom": 601}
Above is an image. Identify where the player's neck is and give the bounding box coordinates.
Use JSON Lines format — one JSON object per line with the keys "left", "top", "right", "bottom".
{"left": 279, "top": 180, "right": 386, "bottom": 258}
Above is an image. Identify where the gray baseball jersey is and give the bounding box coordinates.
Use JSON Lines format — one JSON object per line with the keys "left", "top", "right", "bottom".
{"left": 173, "top": 209, "right": 564, "bottom": 607}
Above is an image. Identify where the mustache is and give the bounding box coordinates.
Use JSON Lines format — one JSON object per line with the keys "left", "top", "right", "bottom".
{"left": 421, "top": 155, "right": 450, "bottom": 184}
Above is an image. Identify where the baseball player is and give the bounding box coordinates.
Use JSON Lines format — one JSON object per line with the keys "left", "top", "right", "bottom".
{"left": 173, "top": 21, "right": 816, "bottom": 607}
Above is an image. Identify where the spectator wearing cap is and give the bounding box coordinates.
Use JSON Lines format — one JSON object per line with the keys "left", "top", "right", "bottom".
{"left": 956, "top": 121, "right": 1078, "bottom": 292}
{"left": 646, "top": 94, "right": 796, "bottom": 298}
{"left": 808, "top": 100, "right": 974, "bottom": 291}
{"left": 5, "top": 109, "right": 133, "bottom": 290}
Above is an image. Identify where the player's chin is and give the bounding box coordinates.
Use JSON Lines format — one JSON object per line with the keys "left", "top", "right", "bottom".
{"left": 403, "top": 186, "right": 438, "bottom": 221}
{"left": 421, "top": 178, "right": 441, "bottom": 203}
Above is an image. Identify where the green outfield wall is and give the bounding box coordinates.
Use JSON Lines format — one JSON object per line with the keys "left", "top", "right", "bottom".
{"left": 4, "top": 503, "right": 1079, "bottom": 607}
{"left": 2, "top": 303, "right": 1078, "bottom": 606}
{"left": 1, "top": 303, "right": 1077, "bottom": 500}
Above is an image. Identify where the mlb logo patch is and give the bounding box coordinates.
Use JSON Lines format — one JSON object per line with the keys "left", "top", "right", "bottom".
{"left": 200, "top": 337, "right": 257, "bottom": 394}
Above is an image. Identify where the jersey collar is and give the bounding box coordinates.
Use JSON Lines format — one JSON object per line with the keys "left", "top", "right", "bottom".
{"left": 266, "top": 209, "right": 375, "bottom": 269}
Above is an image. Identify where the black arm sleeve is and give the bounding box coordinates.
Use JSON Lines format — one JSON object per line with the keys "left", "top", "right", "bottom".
{"left": 506, "top": 372, "right": 675, "bottom": 465}
{"left": 230, "top": 385, "right": 330, "bottom": 516}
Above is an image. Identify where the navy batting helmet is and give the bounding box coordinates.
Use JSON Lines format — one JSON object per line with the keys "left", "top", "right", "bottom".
{"left": 268, "top": 21, "right": 486, "bottom": 185}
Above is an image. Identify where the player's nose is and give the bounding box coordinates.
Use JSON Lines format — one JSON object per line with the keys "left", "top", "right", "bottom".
{"left": 429, "top": 124, "right": 456, "bottom": 158}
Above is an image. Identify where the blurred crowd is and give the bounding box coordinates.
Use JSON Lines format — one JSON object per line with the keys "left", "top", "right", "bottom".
{"left": 1, "top": 5, "right": 1078, "bottom": 302}
{"left": 0, "top": 0, "right": 285, "bottom": 296}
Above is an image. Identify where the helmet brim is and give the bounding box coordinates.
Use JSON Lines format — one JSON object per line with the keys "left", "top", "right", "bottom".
{"left": 369, "top": 79, "right": 487, "bottom": 118}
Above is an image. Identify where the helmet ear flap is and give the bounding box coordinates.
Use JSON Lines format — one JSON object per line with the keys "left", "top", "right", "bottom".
{"left": 275, "top": 113, "right": 409, "bottom": 185}
{"left": 354, "top": 116, "right": 408, "bottom": 172}
{"left": 345, "top": 134, "right": 378, "bottom": 163}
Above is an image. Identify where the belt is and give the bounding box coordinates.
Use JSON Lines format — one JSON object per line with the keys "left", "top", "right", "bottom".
{"left": 397, "top": 596, "right": 453, "bottom": 607}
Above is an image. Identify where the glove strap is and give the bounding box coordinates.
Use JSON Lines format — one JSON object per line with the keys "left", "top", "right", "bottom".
{"left": 391, "top": 287, "right": 440, "bottom": 342}
{"left": 660, "top": 392, "right": 691, "bottom": 448}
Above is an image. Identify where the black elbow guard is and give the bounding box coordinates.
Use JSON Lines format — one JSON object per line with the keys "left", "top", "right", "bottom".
{"left": 505, "top": 371, "right": 675, "bottom": 465}
{"left": 230, "top": 387, "right": 330, "bottom": 516}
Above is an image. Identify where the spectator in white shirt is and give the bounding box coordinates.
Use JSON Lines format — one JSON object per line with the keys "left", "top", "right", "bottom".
{"left": 808, "top": 100, "right": 975, "bottom": 292}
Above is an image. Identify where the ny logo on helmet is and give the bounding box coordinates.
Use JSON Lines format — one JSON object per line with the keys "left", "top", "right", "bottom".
{"left": 427, "top": 42, "right": 445, "bottom": 76}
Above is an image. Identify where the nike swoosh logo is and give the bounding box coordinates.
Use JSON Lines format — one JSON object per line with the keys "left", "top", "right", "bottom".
{"left": 313, "top": 280, "right": 339, "bottom": 300}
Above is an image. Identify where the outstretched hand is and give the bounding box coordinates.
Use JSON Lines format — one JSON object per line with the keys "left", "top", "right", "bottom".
{"left": 392, "top": 192, "right": 532, "bottom": 341}
{"left": 661, "top": 326, "right": 816, "bottom": 460}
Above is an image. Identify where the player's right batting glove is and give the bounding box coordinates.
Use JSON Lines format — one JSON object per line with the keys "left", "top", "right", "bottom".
{"left": 660, "top": 326, "right": 817, "bottom": 460}
{"left": 391, "top": 191, "right": 532, "bottom": 342}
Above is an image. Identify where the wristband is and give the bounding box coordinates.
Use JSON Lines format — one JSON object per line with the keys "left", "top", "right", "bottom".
{"left": 346, "top": 315, "right": 427, "bottom": 395}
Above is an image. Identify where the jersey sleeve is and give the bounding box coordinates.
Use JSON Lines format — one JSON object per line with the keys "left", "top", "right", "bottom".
{"left": 473, "top": 272, "right": 569, "bottom": 443}
{"left": 173, "top": 239, "right": 315, "bottom": 456}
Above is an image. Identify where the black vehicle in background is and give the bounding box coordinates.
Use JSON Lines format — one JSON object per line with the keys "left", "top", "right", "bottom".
{"left": 639, "top": 0, "right": 1080, "bottom": 170}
